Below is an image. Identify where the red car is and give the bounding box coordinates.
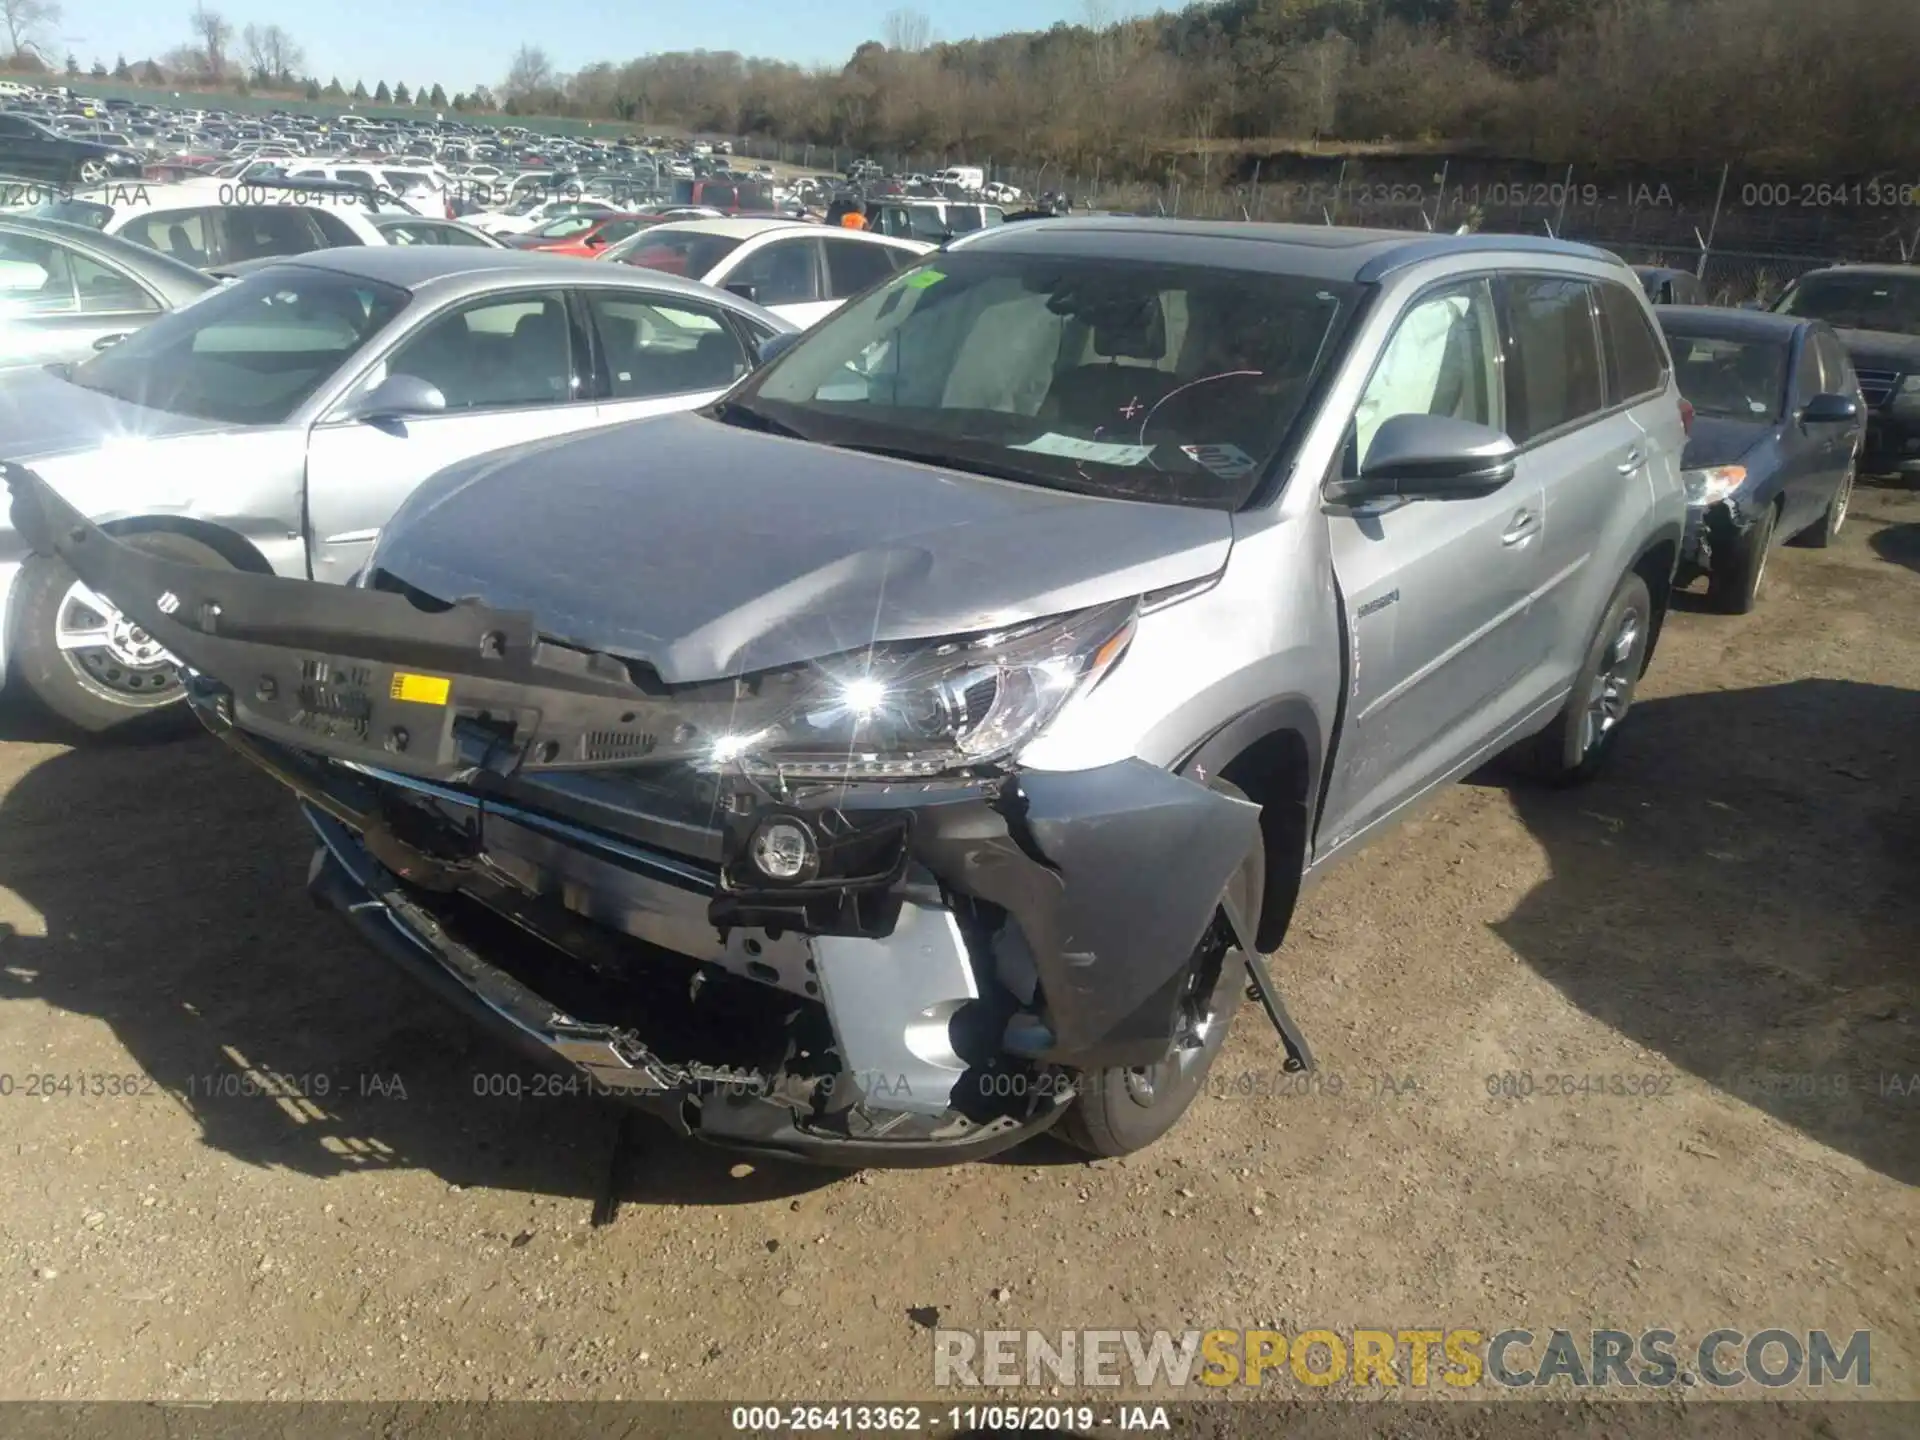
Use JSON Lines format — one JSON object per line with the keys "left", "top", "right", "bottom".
{"left": 506, "top": 212, "right": 657, "bottom": 258}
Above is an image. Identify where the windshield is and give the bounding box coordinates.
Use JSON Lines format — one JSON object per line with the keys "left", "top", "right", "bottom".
{"left": 610, "top": 227, "right": 744, "bottom": 278}
{"left": 64, "top": 268, "right": 409, "bottom": 425}
{"left": 722, "top": 249, "right": 1359, "bottom": 508}
{"left": 1775, "top": 272, "right": 1920, "bottom": 336}
{"left": 1663, "top": 332, "right": 1789, "bottom": 420}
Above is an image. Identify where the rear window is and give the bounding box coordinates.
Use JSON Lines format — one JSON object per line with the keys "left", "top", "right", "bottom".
{"left": 615, "top": 229, "right": 743, "bottom": 280}
{"left": 1596, "top": 282, "right": 1669, "bottom": 402}
{"left": 63, "top": 268, "right": 408, "bottom": 425}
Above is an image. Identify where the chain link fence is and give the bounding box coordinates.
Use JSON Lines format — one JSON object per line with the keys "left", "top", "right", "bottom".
{"left": 724, "top": 136, "right": 1920, "bottom": 305}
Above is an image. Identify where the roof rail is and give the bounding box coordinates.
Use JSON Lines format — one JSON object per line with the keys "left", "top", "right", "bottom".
{"left": 1356, "top": 231, "right": 1624, "bottom": 282}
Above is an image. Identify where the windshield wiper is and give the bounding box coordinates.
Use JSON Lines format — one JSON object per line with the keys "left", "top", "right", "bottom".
{"left": 826, "top": 441, "right": 1055, "bottom": 488}
{"left": 710, "top": 398, "right": 810, "bottom": 440}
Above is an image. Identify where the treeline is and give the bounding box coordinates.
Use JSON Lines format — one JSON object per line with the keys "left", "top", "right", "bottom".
{"left": 530, "top": 0, "right": 1916, "bottom": 172}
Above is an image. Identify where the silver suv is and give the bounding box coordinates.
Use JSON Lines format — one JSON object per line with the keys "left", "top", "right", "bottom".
{"left": 6, "top": 220, "right": 1688, "bottom": 1165}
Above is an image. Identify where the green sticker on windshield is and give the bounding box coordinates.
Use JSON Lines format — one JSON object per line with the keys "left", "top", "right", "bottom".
{"left": 903, "top": 269, "right": 945, "bottom": 289}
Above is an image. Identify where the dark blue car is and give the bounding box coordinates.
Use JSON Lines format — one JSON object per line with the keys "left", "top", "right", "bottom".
{"left": 1656, "top": 306, "right": 1865, "bottom": 612}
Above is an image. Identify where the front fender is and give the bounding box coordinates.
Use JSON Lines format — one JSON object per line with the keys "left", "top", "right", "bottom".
{"left": 916, "top": 759, "right": 1262, "bottom": 1068}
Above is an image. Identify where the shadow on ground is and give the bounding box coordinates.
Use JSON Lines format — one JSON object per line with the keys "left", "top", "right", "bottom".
{"left": 1494, "top": 678, "right": 1920, "bottom": 1185}
{"left": 0, "top": 713, "right": 835, "bottom": 1207}
{"left": 1870, "top": 520, "right": 1920, "bottom": 574}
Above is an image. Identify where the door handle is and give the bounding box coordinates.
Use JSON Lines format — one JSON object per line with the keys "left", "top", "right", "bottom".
{"left": 1616, "top": 449, "right": 1646, "bottom": 474}
{"left": 1501, "top": 509, "right": 1540, "bottom": 546}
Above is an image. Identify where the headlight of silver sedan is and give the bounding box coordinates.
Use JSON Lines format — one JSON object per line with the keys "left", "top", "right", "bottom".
{"left": 696, "top": 599, "right": 1137, "bottom": 779}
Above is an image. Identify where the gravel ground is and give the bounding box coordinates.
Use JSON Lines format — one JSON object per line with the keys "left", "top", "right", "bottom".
{"left": 0, "top": 485, "right": 1914, "bottom": 1412}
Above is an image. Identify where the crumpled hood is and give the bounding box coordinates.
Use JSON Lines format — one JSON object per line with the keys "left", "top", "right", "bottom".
{"left": 0, "top": 364, "right": 235, "bottom": 461}
{"left": 372, "top": 412, "right": 1234, "bottom": 684}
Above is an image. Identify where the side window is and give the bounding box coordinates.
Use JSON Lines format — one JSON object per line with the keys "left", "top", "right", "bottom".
{"left": 0, "top": 231, "right": 78, "bottom": 313}
{"left": 1597, "top": 282, "right": 1669, "bottom": 403}
{"left": 119, "top": 209, "right": 215, "bottom": 267}
{"left": 370, "top": 290, "right": 576, "bottom": 412}
{"left": 1816, "top": 332, "right": 1855, "bottom": 396}
{"left": 595, "top": 219, "right": 645, "bottom": 246}
{"left": 822, "top": 236, "right": 897, "bottom": 299}
{"left": 1791, "top": 333, "right": 1824, "bottom": 404}
{"left": 1502, "top": 276, "right": 1606, "bottom": 443}
{"left": 336, "top": 169, "right": 374, "bottom": 187}
{"left": 587, "top": 292, "right": 748, "bottom": 398}
{"left": 726, "top": 238, "right": 821, "bottom": 306}
{"left": 311, "top": 210, "right": 369, "bottom": 248}
{"left": 1351, "top": 278, "right": 1503, "bottom": 468}
{"left": 224, "top": 206, "right": 324, "bottom": 262}
{"left": 73, "top": 249, "right": 158, "bottom": 314}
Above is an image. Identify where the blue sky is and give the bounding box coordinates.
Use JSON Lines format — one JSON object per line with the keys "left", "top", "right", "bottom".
{"left": 52, "top": 0, "right": 1142, "bottom": 96}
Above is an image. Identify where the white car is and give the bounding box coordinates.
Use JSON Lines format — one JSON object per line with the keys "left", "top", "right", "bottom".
{"left": 604, "top": 218, "right": 932, "bottom": 327}
{"left": 18, "top": 180, "right": 391, "bottom": 270}
{"left": 467, "top": 197, "right": 617, "bottom": 237}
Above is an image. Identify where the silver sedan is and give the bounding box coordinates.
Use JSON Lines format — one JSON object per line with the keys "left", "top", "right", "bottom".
{"left": 0, "top": 244, "right": 796, "bottom": 731}
{"left": 0, "top": 214, "right": 218, "bottom": 371}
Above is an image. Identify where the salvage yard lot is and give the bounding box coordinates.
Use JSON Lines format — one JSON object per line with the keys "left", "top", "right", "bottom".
{"left": 0, "top": 487, "right": 1915, "bottom": 1404}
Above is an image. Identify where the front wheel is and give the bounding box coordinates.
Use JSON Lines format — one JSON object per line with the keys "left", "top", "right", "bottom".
{"left": 10, "top": 531, "right": 230, "bottom": 734}
{"left": 1707, "top": 500, "right": 1777, "bottom": 613}
{"left": 75, "top": 158, "right": 109, "bottom": 186}
{"left": 1798, "top": 458, "right": 1854, "bottom": 549}
{"left": 1056, "top": 778, "right": 1262, "bottom": 1158}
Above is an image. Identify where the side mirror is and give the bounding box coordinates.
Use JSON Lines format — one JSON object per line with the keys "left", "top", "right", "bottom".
{"left": 585, "top": 232, "right": 607, "bottom": 247}
{"left": 1800, "top": 392, "right": 1861, "bottom": 425}
{"left": 337, "top": 373, "right": 447, "bottom": 424}
{"left": 755, "top": 330, "right": 802, "bottom": 366}
{"left": 725, "top": 281, "right": 759, "bottom": 303}
{"left": 1324, "top": 413, "right": 1519, "bottom": 505}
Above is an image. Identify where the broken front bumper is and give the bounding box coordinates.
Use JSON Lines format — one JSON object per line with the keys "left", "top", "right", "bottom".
{"left": 5, "top": 462, "right": 1263, "bottom": 1165}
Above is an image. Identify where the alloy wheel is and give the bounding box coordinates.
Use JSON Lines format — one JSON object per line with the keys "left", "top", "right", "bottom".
{"left": 53, "top": 577, "right": 184, "bottom": 704}
{"left": 1578, "top": 609, "right": 1642, "bottom": 757}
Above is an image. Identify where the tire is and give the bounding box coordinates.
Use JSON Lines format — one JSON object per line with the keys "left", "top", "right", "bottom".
{"left": 1706, "top": 499, "right": 1777, "bottom": 614}
{"left": 75, "top": 158, "right": 109, "bottom": 186}
{"left": 1798, "top": 459, "right": 1854, "bottom": 549}
{"left": 10, "top": 531, "right": 230, "bottom": 734}
{"left": 1056, "top": 778, "right": 1262, "bottom": 1159}
{"left": 1510, "top": 570, "right": 1653, "bottom": 788}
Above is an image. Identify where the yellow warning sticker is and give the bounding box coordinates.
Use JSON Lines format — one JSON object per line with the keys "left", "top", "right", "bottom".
{"left": 389, "top": 671, "right": 450, "bottom": 705}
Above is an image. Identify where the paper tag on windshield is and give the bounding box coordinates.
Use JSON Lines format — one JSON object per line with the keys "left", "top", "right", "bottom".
{"left": 1011, "top": 432, "right": 1156, "bottom": 466}
{"left": 1181, "top": 443, "right": 1257, "bottom": 480}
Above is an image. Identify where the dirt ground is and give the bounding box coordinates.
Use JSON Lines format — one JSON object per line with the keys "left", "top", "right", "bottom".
{"left": 0, "top": 486, "right": 1915, "bottom": 1412}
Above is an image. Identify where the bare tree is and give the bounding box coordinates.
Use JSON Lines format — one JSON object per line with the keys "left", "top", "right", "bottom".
{"left": 882, "top": 8, "right": 931, "bottom": 53}
{"left": 502, "top": 43, "right": 555, "bottom": 102}
{"left": 189, "top": 3, "right": 231, "bottom": 79}
{"left": 241, "top": 22, "right": 303, "bottom": 84}
{"left": 1, "top": 0, "right": 61, "bottom": 62}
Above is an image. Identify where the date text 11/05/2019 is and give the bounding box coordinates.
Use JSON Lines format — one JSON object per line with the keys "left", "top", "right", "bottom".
{"left": 729, "top": 1405, "right": 1169, "bottom": 1433}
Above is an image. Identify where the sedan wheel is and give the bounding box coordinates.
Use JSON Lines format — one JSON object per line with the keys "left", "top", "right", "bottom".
{"left": 77, "top": 158, "right": 109, "bottom": 185}
{"left": 12, "top": 531, "right": 230, "bottom": 734}
{"left": 53, "top": 578, "right": 183, "bottom": 706}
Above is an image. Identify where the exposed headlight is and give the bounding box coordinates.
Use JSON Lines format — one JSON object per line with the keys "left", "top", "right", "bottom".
{"left": 697, "top": 600, "right": 1137, "bottom": 779}
{"left": 1682, "top": 465, "right": 1747, "bottom": 505}
{"left": 1899, "top": 374, "right": 1920, "bottom": 395}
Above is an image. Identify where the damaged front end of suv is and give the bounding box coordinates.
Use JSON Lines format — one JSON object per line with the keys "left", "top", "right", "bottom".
{"left": 7, "top": 462, "right": 1297, "bottom": 1165}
